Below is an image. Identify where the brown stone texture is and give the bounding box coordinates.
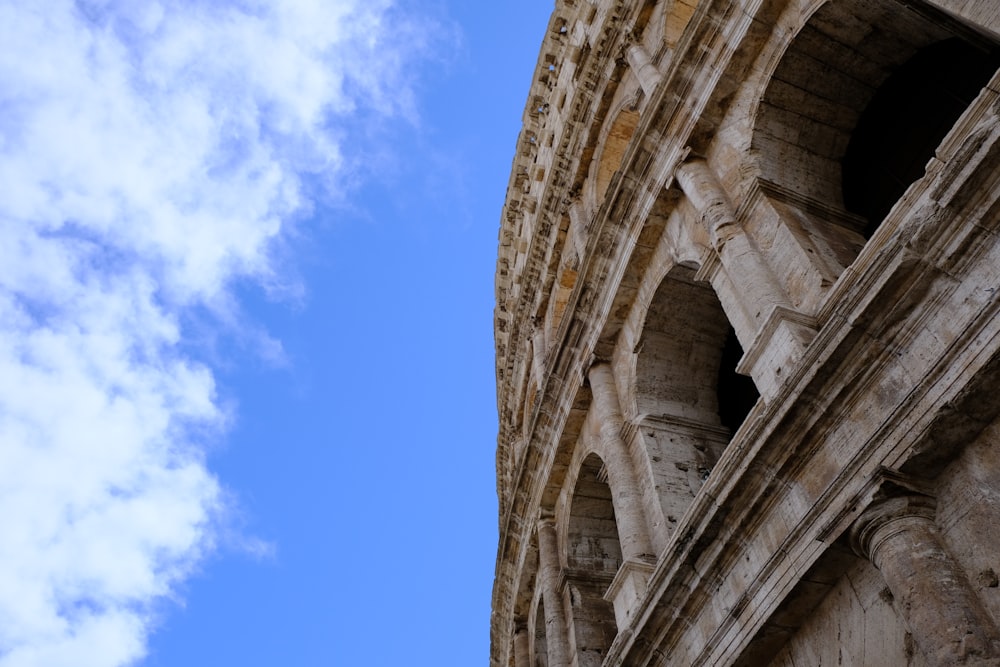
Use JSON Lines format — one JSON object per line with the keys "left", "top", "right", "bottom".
{"left": 492, "top": 1, "right": 1000, "bottom": 666}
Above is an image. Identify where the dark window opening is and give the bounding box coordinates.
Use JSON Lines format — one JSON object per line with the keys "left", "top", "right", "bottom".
{"left": 843, "top": 38, "right": 1000, "bottom": 237}
{"left": 568, "top": 454, "right": 622, "bottom": 573}
{"left": 566, "top": 454, "right": 620, "bottom": 655}
{"left": 717, "top": 327, "right": 759, "bottom": 434}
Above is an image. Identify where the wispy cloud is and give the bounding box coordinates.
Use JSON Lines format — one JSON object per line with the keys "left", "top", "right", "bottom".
{"left": 0, "top": 0, "right": 442, "bottom": 664}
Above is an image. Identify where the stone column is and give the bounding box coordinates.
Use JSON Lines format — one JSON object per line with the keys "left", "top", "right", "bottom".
{"left": 675, "top": 157, "right": 816, "bottom": 399}
{"left": 513, "top": 626, "right": 530, "bottom": 667}
{"left": 625, "top": 43, "right": 662, "bottom": 97}
{"left": 675, "top": 158, "right": 790, "bottom": 324}
{"left": 851, "top": 494, "right": 1000, "bottom": 665}
{"left": 589, "top": 363, "right": 657, "bottom": 628}
{"left": 588, "top": 363, "right": 654, "bottom": 561}
{"left": 537, "top": 515, "right": 571, "bottom": 667}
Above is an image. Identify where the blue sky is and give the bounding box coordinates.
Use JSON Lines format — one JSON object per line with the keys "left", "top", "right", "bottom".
{"left": 0, "top": 1, "right": 551, "bottom": 665}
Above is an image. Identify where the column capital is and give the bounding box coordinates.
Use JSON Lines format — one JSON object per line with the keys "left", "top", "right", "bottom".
{"left": 849, "top": 493, "right": 937, "bottom": 562}
{"left": 623, "top": 42, "right": 663, "bottom": 96}
{"left": 535, "top": 509, "right": 571, "bottom": 666}
{"left": 536, "top": 510, "right": 557, "bottom": 532}
{"left": 586, "top": 359, "right": 613, "bottom": 380}
{"left": 847, "top": 491, "right": 1000, "bottom": 663}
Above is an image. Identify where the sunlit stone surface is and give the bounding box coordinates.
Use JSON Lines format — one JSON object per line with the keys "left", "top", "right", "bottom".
{"left": 492, "top": 1, "right": 1000, "bottom": 665}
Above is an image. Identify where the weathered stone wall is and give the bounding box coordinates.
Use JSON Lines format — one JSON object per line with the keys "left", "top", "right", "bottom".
{"left": 493, "top": 1, "right": 1000, "bottom": 665}
{"left": 767, "top": 417, "right": 1000, "bottom": 667}
{"left": 936, "top": 423, "right": 1000, "bottom": 631}
{"left": 768, "top": 559, "right": 920, "bottom": 666}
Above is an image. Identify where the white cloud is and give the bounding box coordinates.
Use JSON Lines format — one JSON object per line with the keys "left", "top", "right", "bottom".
{"left": 0, "top": 0, "right": 440, "bottom": 664}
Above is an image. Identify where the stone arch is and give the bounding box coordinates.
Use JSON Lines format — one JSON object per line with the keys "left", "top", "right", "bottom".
{"left": 842, "top": 37, "right": 1000, "bottom": 236}
{"left": 513, "top": 536, "right": 541, "bottom": 665}
{"left": 567, "top": 454, "right": 623, "bottom": 571}
{"left": 630, "top": 263, "right": 758, "bottom": 532}
{"left": 600, "top": 197, "right": 739, "bottom": 546}
{"left": 606, "top": 193, "right": 706, "bottom": 424}
{"left": 564, "top": 452, "right": 621, "bottom": 666}
{"left": 751, "top": 0, "right": 1000, "bottom": 239}
{"left": 638, "top": 265, "right": 724, "bottom": 424}
{"left": 636, "top": 264, "right": 758, "bottom": 432}
{"left": 594, "top": 106, "right": 641, "bottom": 205}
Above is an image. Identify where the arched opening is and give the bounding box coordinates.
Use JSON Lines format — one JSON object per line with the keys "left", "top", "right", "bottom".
{"left": 635, "top": 265, "right": 759, "bottom": 528}
{"left": 637, "top": 265, "right": 759, "bottom": 432}
{"left": 843, "top": 38, "right": 1000, "bottom": 237}
{"left": 513, "top": 540, "right": 543, "bottom": 667}
{"left": 752, "top": 0, "right": 1000, "bottom": 251}
{"left": 635, "top": 266, "right": 759, "bottom": 531}
{"left": 568, "top": 454, "right": 622, "bottom": 571}
{"left": 566, "top": 453, "right": 621, "bottom": 665}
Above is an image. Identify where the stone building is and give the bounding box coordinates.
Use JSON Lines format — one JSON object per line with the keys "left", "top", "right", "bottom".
{"left": 491, "top": 1, "right": 1000, "bottom": 665}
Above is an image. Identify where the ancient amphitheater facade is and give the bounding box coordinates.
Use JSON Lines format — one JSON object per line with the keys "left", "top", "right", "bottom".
{"left": 491, "top": 1, "right": 1000, "bottom": 665}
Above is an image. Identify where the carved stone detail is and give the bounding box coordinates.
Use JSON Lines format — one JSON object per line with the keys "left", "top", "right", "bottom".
{"left": 851, "top": 495, "right": 1000, "bottom": 665}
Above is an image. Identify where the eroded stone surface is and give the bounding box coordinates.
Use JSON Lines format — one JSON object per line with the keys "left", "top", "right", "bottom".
{"left": 493, "top": 2, "right": 1000, "bottom": 666}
